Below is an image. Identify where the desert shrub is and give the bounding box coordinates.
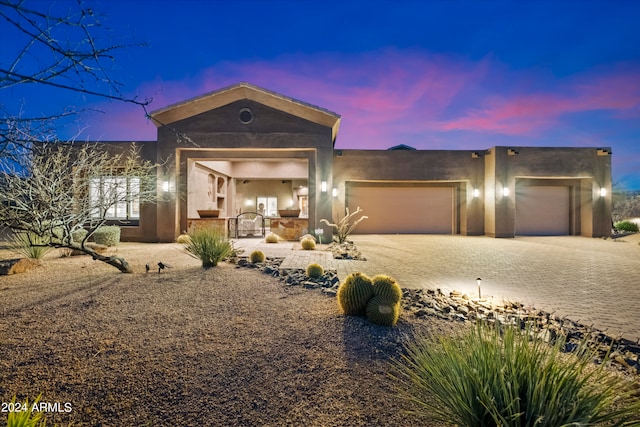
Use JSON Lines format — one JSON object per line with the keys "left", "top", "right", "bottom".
{"left": 391, "top": 321, "right": 640, "bottom": 426}
{"left": 6, "top": 395, "right": 47, "bottom": 427}
{"left": 366, "top": 295, "right": 400, "bottom": 326}
{"left": 371, "top": 274, "right": 402, "bottom": 304}
{"left": 320, "top": 206, "right": 368, "bottom": 243}
{"left": 614, "top": 220, "right": 639, "bottom": 232}
{"left": 301, "top": 237, "right": 316, "bottom": 250}
{"left": 306, "top": 263, "right": 324, "bottom": 279}
{"left": 71, "top": 228, "right": 88, "bottom": 244}
{"left": 10, "top": 231, "right": 51, "bottom": 259}
{"left": 92, "top": 225, "right": 121, "bottom": 247}
{"left": 176, "top": 233, "right": 191, "bottom": 244}
{"left": 250, "top": 250, "right": 265, "bottom": 264}
{"left": 184, "top": 228, "right": 232, "bottom": 268}
{"left": 265, "top": 233, "right": 279, "bottom": 243}
{"left": 337, "top": 272, "right": 373, "bottom": 315}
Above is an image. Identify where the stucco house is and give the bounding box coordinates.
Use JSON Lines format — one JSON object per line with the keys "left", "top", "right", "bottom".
{"left": 107, "top": 82, "right": 612, "bottom": 242}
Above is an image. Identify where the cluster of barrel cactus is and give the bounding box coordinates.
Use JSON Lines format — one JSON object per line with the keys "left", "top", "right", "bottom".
{"left": 337, "top": 272, "right": 402, "bottom": 326}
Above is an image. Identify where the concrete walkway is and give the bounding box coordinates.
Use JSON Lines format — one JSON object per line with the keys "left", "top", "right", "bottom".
{"left": 233, "top": 235, "right": 640, "bottom": 341}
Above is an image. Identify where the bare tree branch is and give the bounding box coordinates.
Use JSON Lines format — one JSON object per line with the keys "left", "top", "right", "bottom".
{"left": 0, "top": 0, "right": 150, "bottom": 164}
{"left": 0, "top": 142, "right": 158, "bottom": 273}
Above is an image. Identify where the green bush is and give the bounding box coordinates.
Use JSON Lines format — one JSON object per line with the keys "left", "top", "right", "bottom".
{"left": 366, "top": 295, "right": 400, "bottom": 326}
{"left": 337, "top": 272, "right": 373, "bottom": 315}
{"left": 92, "top": 225, "right": 121, "bottom": 247}
{"left": 71, "top": 228, "right": 88, "bottom": 244}
{"left": 615, "top": 220, "right": 639, "bottom": 232}
{"left": 265, "top": 233, "right": 279, "bottom": 243}
{"left": 184, "top": 228, "right": 232, "bottom": 268}
{"left": 301, "top": 237, "right": 316, "bottom": 250}
{"left": 10, "top": 231, "right": 51, "bottom": 259}
{"left": 6, "top": 395, "right": 47, "bottom": 427}
{"left": 306, "top": 263, "right": 324, "bottom": 279}
{"left": 250, "top": 250, "right": 265, "bottom": 264}
{"left": 371, "top": 274, "right": 402, "bottom": 304}
{"left": 391, "top": 321, "right": 640, "bottom": 426}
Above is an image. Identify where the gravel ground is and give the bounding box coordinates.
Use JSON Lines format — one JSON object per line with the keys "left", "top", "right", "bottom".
{"left": 0, "top": 243, "right": 455, "bottom": 426}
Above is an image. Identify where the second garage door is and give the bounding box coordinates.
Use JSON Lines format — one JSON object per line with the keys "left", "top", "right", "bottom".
{"left": 515, "top": 185, "right": 570, "bottom": 235}
{"left": 346, "top": 184, "right": 455, "bottom": 234}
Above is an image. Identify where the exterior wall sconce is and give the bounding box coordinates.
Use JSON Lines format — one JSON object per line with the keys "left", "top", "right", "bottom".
{"left": 321, "top": 181, "right": 327, "bottom": 192}
{"left": 600, "top": 188, "right": 607, "bottom": 197}
{"left": 332, "top": 188, "right": 338, "bottom": 197}
{"left": 473, "top": 188, "right": 480, "bottom": 198}
{"left": 503, "top": 187, "right": 510, "bottom": 197}
{"left": 162, "top": 181, "right": 170, "bottom": 192}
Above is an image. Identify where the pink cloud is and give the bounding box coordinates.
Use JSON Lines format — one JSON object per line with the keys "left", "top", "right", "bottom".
{"left": 438, "top": 65, "right": 640, "bottom": 136}
{"left": 84, "top": 50, "right": 640, "bottom": 152}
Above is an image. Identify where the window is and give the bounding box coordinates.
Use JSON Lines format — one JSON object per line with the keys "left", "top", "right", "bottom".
{"left": 89, "top": 176, "right": 140, "bottom": 220}
{"left": 256, "top": 196, "right": 277, "bottom": 217}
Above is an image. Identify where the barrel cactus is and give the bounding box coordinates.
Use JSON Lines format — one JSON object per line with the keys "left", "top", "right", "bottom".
{"left": 250, "top": 250, "right": 265, "bottom": 264}
{"left": 371, "top": 274, "right": 402, "bottom": 304}
{"left": 366, "top": 295, "right": 400, "bottom": 326}
{"left": 301, "top": 237, "right": 316, "bottom": 250}
{"left": 306, "top": 263, "right": 324, "bottom": 279}
{"left": 265, "top": 233, "right": 279, "bottom": 243}
{"left": 337, "top": 272, "right": 373, "bottom": 315}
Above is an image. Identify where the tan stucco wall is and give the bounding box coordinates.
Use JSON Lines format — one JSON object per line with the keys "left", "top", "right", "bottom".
{"left": 332, "top": 149, "right": 485, "bottom": 235}
{"left": 484, "top": 146, "right": 612, "bottom": 238}
{"left": 152, "top": 99, "right": 335, "bottom": 242}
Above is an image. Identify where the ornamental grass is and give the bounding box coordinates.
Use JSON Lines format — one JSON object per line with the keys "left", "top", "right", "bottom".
{"left": 391, "top": 321, "right": 640, "bottom": 426}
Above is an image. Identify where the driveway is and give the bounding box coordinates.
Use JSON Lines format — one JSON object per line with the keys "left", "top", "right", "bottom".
{"left": 349, "top": 234, "right": 640, "bottom": 341}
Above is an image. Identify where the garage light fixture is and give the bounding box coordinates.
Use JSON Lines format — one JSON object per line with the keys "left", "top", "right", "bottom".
{"left": 321, "top": 181, "right": 327, "bottom": 192}
{"left": 600, "top": 188, "right": 607, "bottom": 197}
{"left": 332, "top": 188, "right": 338, "bottom": 197}
{"left": 473, "top": 188, "right": 480, "bottom": 198}
{"left": 503, "top": 187, "right": 510, "bottom": 197}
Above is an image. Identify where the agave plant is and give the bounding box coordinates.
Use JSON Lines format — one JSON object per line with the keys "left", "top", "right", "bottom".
{"left": 183, "top": 229, "right": 232, "bottom": 267}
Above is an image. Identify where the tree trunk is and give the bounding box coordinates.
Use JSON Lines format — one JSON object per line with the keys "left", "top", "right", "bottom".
{"left": 61, "top": 244, "right": 133, "bottom": 273}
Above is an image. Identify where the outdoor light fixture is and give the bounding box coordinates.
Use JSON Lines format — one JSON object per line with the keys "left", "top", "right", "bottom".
{"left": 332, "top": 188, "right": 338, "bottom": 197}
{"left": 473, "top": 188, "right": 480, "bottom": 198}
{"left": 503, "top": 187, "right": 510, "bottom": 197}
{"left": 476, "top": 277, "right": 482, "bottom": 299}
{"left": 600, "top": 188, "right": 607, "bottom": 197}
{"left": 162, "top": 181, "right": 170, "bottom": 192}
{"left": 321, "top": 181, "right": 327, "bottom": 192}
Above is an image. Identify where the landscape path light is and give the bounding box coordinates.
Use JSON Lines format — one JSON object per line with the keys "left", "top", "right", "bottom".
{"left": 476, "top": 277, "right": 482, "bottom": 299}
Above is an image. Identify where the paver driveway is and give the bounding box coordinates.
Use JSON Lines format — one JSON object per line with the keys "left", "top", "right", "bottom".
{"left": 235, "top": 234, "right": 640, "bottom": 340}
{"left": 349, "top": 235, "right": 640, "bottom": 341}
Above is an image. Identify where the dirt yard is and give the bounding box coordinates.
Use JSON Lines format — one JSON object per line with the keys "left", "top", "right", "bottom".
{"left": 0, "top": 243, "right": 455, "bottom": 426}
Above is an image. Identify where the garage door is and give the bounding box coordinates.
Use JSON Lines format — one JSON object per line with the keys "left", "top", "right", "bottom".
{"left": 516, "top": 186, "right": 570, "bottom": 235}
{"left": 346, "top": 185, "right": 455, "bottom": 234}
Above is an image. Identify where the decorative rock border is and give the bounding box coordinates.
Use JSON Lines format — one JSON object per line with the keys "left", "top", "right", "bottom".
{"left": 234, "top": 256, "right": 640, "bottom": 377}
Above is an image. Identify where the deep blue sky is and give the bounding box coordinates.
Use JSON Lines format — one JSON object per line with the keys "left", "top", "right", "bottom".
{"left": 3, "top": 0, "right": 640, "bottom": 188}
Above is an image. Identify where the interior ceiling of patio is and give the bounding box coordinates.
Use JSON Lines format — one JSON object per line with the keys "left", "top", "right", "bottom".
{"left": 194, "top": 158, "right": 308, "bottom": 180}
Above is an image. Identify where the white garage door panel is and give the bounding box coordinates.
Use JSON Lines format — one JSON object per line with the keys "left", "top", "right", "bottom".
{"left": 347, "top": 186, "right": 454, "bottom": 234}
{"left": 516, "top": 186, "right": 570, "bottom": 235}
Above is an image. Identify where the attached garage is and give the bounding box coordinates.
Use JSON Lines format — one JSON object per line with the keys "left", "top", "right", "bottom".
{"left": 515, "top": 185, "right": 570, "bottom": 235}
{"left": 346, "top": 183, "right": 456, "bottom": 234}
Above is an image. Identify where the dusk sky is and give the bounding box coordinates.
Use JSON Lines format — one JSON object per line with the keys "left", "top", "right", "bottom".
{"left": 3, "top": 0, "right": 640, "bottom": 187}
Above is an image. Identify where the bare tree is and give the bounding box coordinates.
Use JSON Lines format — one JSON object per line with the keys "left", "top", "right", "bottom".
{"left": 0, "top": 142, "right": 157, "bottom": 273}
{"left": 0, "top": 0, "right": 150, "bottom": 164}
